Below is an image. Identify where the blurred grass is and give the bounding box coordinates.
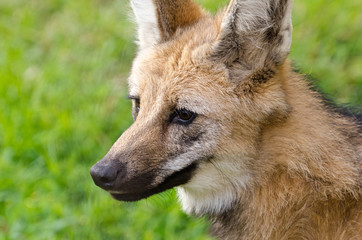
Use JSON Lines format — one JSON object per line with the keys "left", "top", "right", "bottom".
{"left": 0, "top": 0, "right": 360, "bottom": 239}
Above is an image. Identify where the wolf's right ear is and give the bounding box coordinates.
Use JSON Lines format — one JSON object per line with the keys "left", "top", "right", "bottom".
{"left": 131, "top": 0, "right": 204, "bottom": 50}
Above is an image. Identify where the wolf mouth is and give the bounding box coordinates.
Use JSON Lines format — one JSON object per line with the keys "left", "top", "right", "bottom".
{"left": 110, "top": 162, "right": 198, "bottom": 201}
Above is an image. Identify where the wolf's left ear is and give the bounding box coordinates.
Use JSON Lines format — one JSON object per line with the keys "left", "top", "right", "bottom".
{"left": 131, "top": 0, "right": 204, "bottom": 50}
{"left": 213, "top": 0, "right": 293, "bottom": 70}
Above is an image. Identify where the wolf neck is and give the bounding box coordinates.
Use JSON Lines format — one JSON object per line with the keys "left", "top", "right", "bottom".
{"left": 208, "top": 172, "right": 360, "bottom": 239}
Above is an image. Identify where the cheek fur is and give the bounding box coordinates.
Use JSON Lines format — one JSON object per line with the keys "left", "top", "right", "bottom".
{"left": 161, "top": 119, "right": 221, "bottom": 173}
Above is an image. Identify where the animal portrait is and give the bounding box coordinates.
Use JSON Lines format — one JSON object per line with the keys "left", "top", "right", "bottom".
{"left": 90, "top": 0, "right": 362, "bottom": 239}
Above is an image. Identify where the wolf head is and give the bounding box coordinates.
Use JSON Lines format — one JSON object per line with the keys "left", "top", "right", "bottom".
{"left": 91, "top": 0, "right": 292, "bottom": 215}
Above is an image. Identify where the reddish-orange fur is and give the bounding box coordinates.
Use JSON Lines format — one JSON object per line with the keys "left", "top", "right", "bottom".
{"left": 91, "top": 1, "right": 361, "bottom": 239}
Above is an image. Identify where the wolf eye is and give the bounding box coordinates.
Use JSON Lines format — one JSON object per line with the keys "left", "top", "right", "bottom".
{"left": 131, "top": 98, "right": 140, "bottom": 120}
{"left": 171, "top": 109, "right": 196, "bottom": 125}
{"left": 134, "top": 99, "right": 140, "bottom": 113}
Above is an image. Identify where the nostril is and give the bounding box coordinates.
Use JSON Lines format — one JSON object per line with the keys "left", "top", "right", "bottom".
{"left": 90, "top": 162, "right": 119, "bottom": 189}
{"left": 100, "top": 175, "right": 114, "bottom": 183}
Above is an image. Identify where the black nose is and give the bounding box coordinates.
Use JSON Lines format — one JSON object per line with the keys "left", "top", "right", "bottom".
{"left": 90, "top": 161, "right": 118, "bottom": 190}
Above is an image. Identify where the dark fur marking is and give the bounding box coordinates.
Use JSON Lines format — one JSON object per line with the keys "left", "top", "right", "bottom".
{"left": 250, "top": 68, "right": 276, "bottom": 84}
{"left": 297, "top": 68, "right": 362, "bottom": 126}
{"left": 213, "top": 0, "right": 292, "bottom": 71}
{"left": 291, "top": 67, "right": 362, "bottom": 140}
{"left": 115, "top": 167, "right": 158, "bottom": 193}
{"left": 110, "top": 162, "right": 198, "bottom": 201}
{"left": 211, "top": 6, "right": 242, "bottom": 65}
{"left": 268, "top": 0, "right": 289, "bottom": 30}
{"left": 165, "top": 130, "right": 206, "bottom": 162}
{"left": 209, "top": 199, "right": 242, "bottom": 238}
{"left": 182, "top": 131, "right": 205, "bottom": 146}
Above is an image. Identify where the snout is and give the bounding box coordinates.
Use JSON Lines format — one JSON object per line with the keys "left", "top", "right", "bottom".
{"left": 90, "top": 160, "right": 121, "bottom": 190}
{"left": 89, "top": 123, "right": 201, "bottom": 202}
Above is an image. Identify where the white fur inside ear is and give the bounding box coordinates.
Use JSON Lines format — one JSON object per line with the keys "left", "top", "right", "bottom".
{"left": 223, "top": 0, "right": 271, "bottom": 33}
{"left": 217, "top": 0, "right": 293, "bottom": 66}
{"left": 279, "top": 0, "right": 293, "bottom": 55}
{"left": 130, "top": 0, "right": 160, "bottom": 49}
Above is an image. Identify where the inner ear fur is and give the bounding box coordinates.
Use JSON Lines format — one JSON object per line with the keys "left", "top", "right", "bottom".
{"left": 212, "top": 0, "right": 293, "bottom": 74}
{"left": 131, "top": 0, "right": 204, "bottom": 50}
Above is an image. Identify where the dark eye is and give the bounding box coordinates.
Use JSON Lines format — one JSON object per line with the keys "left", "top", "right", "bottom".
{"left": 171, "top": 109, "right": 197, "bottom": 125}
{"left": 134, "top": 99, "right": 140, "bottom": 113}
{"left": 132, "top": 98, "right": 140, "bottom": 120}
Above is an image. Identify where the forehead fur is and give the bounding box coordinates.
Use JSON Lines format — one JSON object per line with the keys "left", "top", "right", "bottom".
{"left": 128, "top": 15, "right": 238, "bottom": 115}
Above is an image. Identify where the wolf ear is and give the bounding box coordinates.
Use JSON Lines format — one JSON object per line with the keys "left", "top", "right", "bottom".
{"left": 213, "top": 0, "right": 293, "bottom": 71}
{"left": 131, "top": 0, "right": 204, "bottom": 50}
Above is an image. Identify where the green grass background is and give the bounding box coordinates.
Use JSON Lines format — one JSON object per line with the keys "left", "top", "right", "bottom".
{"left": 0, "top": 0, "right": 360, "bottom": 239}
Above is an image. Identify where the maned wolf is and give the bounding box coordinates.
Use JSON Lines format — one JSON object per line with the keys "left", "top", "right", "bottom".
{"left": 90, "top": 0, "right": 362, "bottom": 239}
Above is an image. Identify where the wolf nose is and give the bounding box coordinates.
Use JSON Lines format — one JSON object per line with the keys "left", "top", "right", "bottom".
{"left": 90, "top": 161, "right": 118, "bottom": 190}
